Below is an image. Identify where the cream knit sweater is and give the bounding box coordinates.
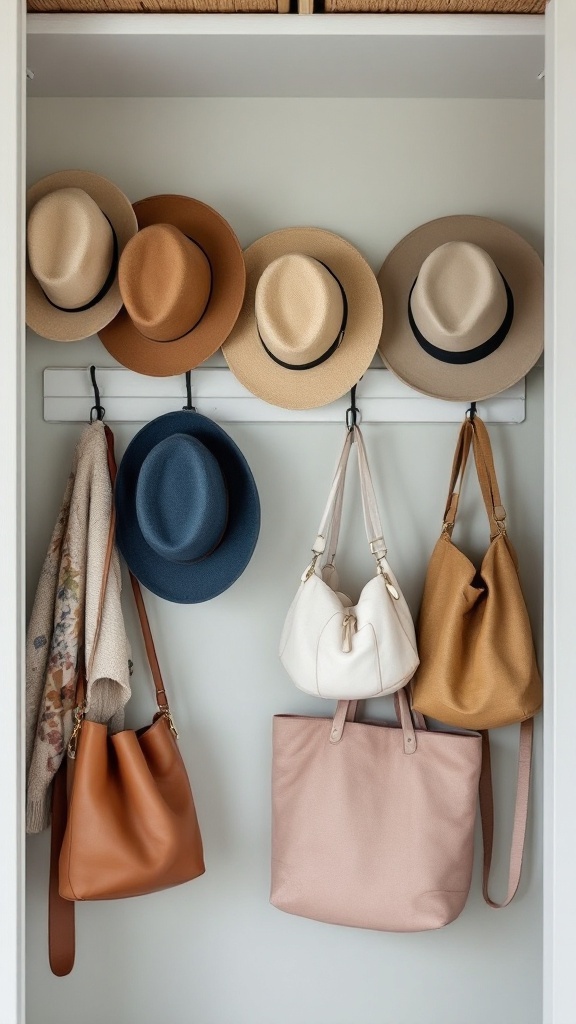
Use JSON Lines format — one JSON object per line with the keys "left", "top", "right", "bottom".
{"left": 26, "top": 421, "right": 131, "bottom": 834}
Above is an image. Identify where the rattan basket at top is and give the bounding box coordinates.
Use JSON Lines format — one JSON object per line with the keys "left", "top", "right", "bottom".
{"left": 302, "top": 1, "right": 545, "bottom": 11}
{"left": 28, "top": 0, "right": 290, "bottom": 11}
{"left": 27, "top": 0, "right": 545, "bottom": 9}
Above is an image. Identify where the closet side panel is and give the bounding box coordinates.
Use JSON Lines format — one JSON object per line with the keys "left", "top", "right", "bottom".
{"left": 25, "top": 98, "right": 543, "bottom": 1024}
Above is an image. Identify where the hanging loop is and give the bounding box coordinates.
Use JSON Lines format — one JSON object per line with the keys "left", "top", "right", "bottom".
{"left": 467, "top": 400, "right": 477, "bottom": 422}
{"left": 346, "top": 384, "right": 359, "bottom": 431}
{"left": 89, "top": 365, "right": 105, "bottom": 423}
{"left": 182, "top": 370, "right": 195, "bottom": 412}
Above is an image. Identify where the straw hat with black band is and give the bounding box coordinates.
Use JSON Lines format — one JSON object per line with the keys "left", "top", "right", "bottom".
{"left": 222, "top": 227, "right": 383, "bottom": 410}
{"left": 26, "top": 170, "right": 138, "bottom": 343}
{"left": 99, "top": 194, "right": 246, "bottom": 377}
{"left": 377, "top": 215, "right": 543, "bottom": 402}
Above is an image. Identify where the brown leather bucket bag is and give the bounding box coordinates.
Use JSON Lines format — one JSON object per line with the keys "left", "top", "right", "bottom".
{"left": 49, "top": 428, "right": 205, "bottom": 976}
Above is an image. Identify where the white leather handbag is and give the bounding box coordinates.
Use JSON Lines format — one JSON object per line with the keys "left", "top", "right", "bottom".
{"left": 280, "top": 426, "right": 419, "bottom": 700}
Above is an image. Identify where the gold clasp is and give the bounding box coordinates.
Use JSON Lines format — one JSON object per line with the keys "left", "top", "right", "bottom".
{"left": 158, "top": 706, "right": 179, "bottom": 739}
{"left": 377, "top": 564, "right": 400, "bottom": 600}
{"left": 301, "top": 552, "right": 321, "bottom": 583}
{"left": 67, "top": 700, "right": 87, "bottom": 759}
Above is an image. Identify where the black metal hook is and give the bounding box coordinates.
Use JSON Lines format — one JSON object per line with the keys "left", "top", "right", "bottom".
{"left": 182, "top": 370, "right": 195, "bottom": 411}
{"left": 89, "top": 365, "right": 105, "bottom": 423}
{"left": 346, "top": 383, "right": 359, "bottom": 431}
{"left": 467, "top": 401, "right": 477, "bottom": 421}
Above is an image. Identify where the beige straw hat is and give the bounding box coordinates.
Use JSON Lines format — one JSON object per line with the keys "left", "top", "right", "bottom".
{"left": 26, "top": 170, "right": 138, "bottom": 343}
{"left": 99, "top": 194, "right": 246, "bottom": 377}
{"left": 222, "top": 227, "right": 383, "bottom": 410}
{"left": 377, "top": 215, "right": 543, "bottom": 402}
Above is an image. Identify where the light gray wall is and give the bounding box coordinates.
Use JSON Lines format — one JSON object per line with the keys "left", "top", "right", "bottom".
{"left": 25, "top": 98, "right": 544, "bottom": 1024}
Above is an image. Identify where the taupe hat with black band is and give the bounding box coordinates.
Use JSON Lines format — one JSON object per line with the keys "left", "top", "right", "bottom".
{"left": 26, "top": 170, "right": 138, "bottom": 343}
{"left": 378, "top": 215, "right": 543, "bottom": 402}
{"left": 222, "top": 227, "right": 383, "bottom": 410}
{"left": 99, "top": 194, "right": 246, "bottom": 377}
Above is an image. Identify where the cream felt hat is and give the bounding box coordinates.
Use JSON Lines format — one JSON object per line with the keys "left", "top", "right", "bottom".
{"left": 26, "top": 170, "right": 138, "bottom": 343}
{"left": 99, "top": 194, "right": 246, "bottom": 377}
{"left": 378, "top": 215, "right": 543, "bottom": 402}
{"left": 222, "top": 227, "right": 383, "bottom": 410}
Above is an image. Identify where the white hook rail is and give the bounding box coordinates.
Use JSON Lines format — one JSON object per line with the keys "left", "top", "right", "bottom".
{"left": 43, "top": 366, "right": 526, "bottom": 424}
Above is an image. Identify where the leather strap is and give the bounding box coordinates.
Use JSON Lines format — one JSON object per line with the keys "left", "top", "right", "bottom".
{"left": 354, "top": 426, "right": 388, "bottom": 561}
{"left": 314, "top": 428, "right": 354, "bottom": 560}
{"left": 330, "top": 699, "right": 359, "bottom": 743}
{"left": 442, "top": 415, "right": 507, "bottom": 541}
{"left": 104, "top": 426, "right": 171, "bottom": 711}
{"left": 470, "top": 417, "right": 507, "bottom": 540}
{"left": 443, "top": 418, "right": 473, "bottom": 529}
{"left": 479, "top": 718, "right": 533, "bottom": 909}
{"left": 312, "top": 426, "right": 389, "bottom": 574}
{"left": 49, "top": 763, "right": 75, "bottom": 976}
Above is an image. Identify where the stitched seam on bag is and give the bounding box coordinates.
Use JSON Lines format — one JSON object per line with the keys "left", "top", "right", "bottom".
{"left": 62, "top": 760, "right": 80, "bottom": 902}
{"left": 377, "top": 572, "right": 419, "bottom": 664}
{"left": 316, "top": 614, "right": 381, "bottom": 698}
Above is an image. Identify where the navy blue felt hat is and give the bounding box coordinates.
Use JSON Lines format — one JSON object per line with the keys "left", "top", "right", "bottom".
{"left": 115, "top": 410, "right": 260, "bottom": 603}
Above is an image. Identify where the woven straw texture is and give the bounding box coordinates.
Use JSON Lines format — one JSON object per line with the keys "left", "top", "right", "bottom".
{"left": 322, "top": 1, "right": 545, "bottom": 11}
{"left": 28, "top": 0, "right": 285, "bottom": 11}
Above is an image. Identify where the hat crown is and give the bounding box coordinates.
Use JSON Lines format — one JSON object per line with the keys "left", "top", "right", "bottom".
{"left": 119, "top": 223, "right": 212, "bottom": 343}
{"left": 411, "top": 241, "right": 509, "bottom": 354}
{"left": 255, "top": 253, "right": 344, "bottom": 367}
{"left": 27, "top": 187, "right": 114, "bottom": 310}
{"left": 136, "top": 433, "right": 228, "bottom": 563}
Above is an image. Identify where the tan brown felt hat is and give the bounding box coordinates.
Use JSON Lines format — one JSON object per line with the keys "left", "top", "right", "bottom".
{"left": 26, "top": 170, "right": 138, "bottom": 343}
{"left": 99, "top": 194, "right": 246, "bottom": 377}
{"left": 378, "top": 215, "right": 543, "bottom": 402}
{"left": 222, "top": 227, "right": 383, "bottom": 410}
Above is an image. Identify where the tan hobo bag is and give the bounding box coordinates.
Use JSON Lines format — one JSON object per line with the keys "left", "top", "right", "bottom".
{"left": 411, "top": 414, "right": 542, "bottom": 731}
{"left": 411, "top": 413, "right": 541, "bottom": 909}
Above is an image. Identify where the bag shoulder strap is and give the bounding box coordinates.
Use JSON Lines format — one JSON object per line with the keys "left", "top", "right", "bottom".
{"left": 479, "top": 718, "right": 533, "bottom": 909}
{"left": 49, "top": 763, "right": 75, "bottom": 976}
{"left": 443, "top": 415, "right": 507, "bottom": 542}
{"left": 305, "top": 425, "right": 390, "bottom": 581}
{"left": 104, "top": 426, "right": 171, "bottom": 714}
{"left": 443, "top": 418, "right": 473, "bottom": 531}
{"left": 312, "top": 427, "right": 355, "bottom": 577}
{"left": 471, "top": 417, "right": 508, "bottom": 541}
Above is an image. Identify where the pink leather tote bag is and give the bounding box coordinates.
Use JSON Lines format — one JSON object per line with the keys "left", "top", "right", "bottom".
{"left": 271, "top": 689, "right": 482, "bottom": 932}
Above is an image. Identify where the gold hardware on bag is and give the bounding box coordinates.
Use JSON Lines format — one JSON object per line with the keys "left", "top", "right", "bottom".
{"left": 342, "top": 612, "right": 357, "bottom": 652}
{"left": 67, "top": 701, "right": 87, "bottom": 760}
{"left": 377, "top": 566, "right": 400, "bottom": 600}
{"left": 158, "top": 707, "right": 179, "bottom": 739}
{"left": 301, "top": 552, "right": 321, "bottom": 582}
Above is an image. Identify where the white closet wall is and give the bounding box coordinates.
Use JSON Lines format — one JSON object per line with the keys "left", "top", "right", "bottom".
{"left": 25, "top": 96, "right": 544, "bottom": 1024}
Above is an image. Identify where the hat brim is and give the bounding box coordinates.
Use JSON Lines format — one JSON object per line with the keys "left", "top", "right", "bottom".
{"left": 26, "top": 170, "right": 138, "bottom": 343}
{"left": 377, "top": 215, "right": 543, "bottom": 402}
{"left": 115, "top": 411, "right": 260, "bottom": 604}
{"left": 99, "top": 195, "right": 246, "bottom": 377}
{"left": 222, "top": 227, "right": 383, "bottom": 410}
